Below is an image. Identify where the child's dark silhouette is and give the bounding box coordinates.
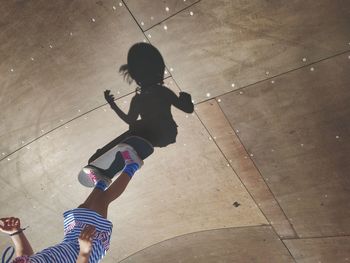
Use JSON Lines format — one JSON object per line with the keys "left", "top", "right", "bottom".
{"left": 88, "top": 43, "right": 194, "bottom": 163}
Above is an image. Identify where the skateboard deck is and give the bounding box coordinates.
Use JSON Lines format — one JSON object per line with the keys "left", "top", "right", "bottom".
{"left": 78, "top": 136, "right": 154, "bottom": 187}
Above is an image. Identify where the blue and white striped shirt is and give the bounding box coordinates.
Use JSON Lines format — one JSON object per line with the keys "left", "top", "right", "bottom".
{"left": 13, "top": 208, "right": 113, "bottom": 263}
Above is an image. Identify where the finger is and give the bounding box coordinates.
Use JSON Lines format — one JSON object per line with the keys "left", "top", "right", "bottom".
{"left": 88, "top": 229, "right": 96, "bottom": 238}
{"left": 79, "top": 233, "right": 86, "bottom": 240}
{"left": 14, "top": 219, "right": 20, "bottom": 227}
{"left": 85, "top": 224, "right": 95, "bottom": 230}
{"left": 80, "top": 231, "right": 88, "bottom": 239}
{"left": 88, "top": 225, "right": 96, "bottom": 230}
{"left": 0, "top": 218, "right": 6, "bottom": 225}
{"left": 11, "top": 218, "right": 18, "bottom": 227}
{"left": 79, "top": 229, "right": 85, "bottom": 238}
{"left": 82, "top": 233, "right": 92, "bottom": 241}
{"left": 85, "top": 226, "right": 95, "bottom": 236}
{"left": 86, "top": 226, "right": 96, "bottom": 237}
{"left": 90, "top": 227, "right": 96, "bottom": 234}
{"left": 4, "top": 218, "right": 11, "bottom": 226}
{"left": 80, "top": 233, "right": 88, "bottom": 240}
{"left": 88, "top": 225, "right": 96, "bottom": 232}
{"left": 83, "top": 224, "right": 93, "bottom": 231}
{"left": 81, "top": 226, "right": 92, "bottom": 238}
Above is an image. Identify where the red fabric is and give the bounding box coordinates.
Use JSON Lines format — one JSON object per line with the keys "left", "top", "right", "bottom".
{"left": 12, "top": 255, "right": 30, "bottom": 263}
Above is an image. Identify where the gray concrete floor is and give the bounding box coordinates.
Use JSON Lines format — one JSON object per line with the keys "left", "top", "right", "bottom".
{"left": 1, "top": 0, "right": 350, "bottom": 262}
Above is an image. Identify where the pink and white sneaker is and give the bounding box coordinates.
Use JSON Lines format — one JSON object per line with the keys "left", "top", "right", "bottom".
{"left": 81, "top": 165, "right": 112, "bottom": 188}
{"left": 118, "top": 143, "right": 144, "bottom": 168}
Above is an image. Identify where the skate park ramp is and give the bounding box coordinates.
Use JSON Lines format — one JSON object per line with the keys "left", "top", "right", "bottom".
{"left": 1, "top": 0, "right": 350, "bottom": 262}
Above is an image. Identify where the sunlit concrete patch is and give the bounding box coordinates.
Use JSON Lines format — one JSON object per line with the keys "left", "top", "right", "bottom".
{"left": 124, "top": 0, "right": 198, "bottom": 30}
{"left": 196, "top": 99, "right": 297, "bottom": 239}
{"left": 284, "top": 236, "right": 350, "bottom": 263}
{"left": 146, "top": 0, "right": 350, "bottom": 103}
{"left": 0, "top": 78, "right": 266, "bottom": 262}
{"left": 0, "top": 0, "right": 145, "bottom": 156}
{"left": 120, "top": 226, "right": 295, "bottom": 263}
{"left": 219, "top": 53, "right": 350, "bottom": 238}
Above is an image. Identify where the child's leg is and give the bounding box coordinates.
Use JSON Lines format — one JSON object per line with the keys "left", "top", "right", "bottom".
{"left": 78, "top": 172, "right": 131, "bottom": 218}
{"left": 78, "top": 148, "right": 142, "bottom": 219}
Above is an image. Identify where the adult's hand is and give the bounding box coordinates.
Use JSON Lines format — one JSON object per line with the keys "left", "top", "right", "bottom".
{"left": 0, "top": 217, "right": 21, "bottom": 235}
{"left": 78, "top": 225, "right": 96, "bottom": 256}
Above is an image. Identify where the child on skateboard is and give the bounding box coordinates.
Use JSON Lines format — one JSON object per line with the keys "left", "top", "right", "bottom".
{"left": 1, "top": 146, "right": 142, "bottom": 263}
{"left": 89, "top": 42, "right": 194, "bottom": 163}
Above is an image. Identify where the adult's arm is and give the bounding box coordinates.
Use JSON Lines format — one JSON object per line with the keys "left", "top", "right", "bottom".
{"left": 76, "top": 224, "right": 95, "bottom": 263}
{"left": 76, "top": 252, "right": 90, "bottom": 263}
{"left": 0, "top": 217, "right": 34, "bottom": 257}
{"left": 11, "top": 232, "right": 34, "bottom": 257}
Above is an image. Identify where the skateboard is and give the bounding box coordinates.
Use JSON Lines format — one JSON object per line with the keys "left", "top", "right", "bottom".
{"left": 78, "top": 136, "right": 154, "bottom": 187}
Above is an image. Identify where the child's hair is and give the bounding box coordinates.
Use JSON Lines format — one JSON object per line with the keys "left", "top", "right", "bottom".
{"left": 120, "top": 43, "right": 165, "bottom": 86}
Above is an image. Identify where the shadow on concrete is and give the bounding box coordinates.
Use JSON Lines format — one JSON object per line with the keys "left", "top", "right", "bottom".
{"left": 88, "top": 43, "right": 194, "bottom": 163}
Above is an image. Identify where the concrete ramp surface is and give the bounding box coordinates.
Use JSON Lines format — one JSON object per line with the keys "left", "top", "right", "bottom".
{"left": 1, "top": 0, "right": 350, "bottom": 262}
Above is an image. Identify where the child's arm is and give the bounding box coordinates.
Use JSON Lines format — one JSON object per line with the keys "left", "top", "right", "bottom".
{"left": 77, "top": 225, "right": 95, "bottom": 263}
{"left": 104, "top": 90, "right": 139, "bottom": 124}
{"left": 0, "top": 217, "right": 34, "bottom": 257}
{"left": 170, "top": 90, "right": 194, "bottom": 113}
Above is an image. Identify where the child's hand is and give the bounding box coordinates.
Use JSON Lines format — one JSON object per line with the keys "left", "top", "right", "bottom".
{"left": 0, "top": 217, "right": 21, "bottom": 235}
{"left": 104, "top": 90, "right": 115, "bottom": 104}
{"left": 78, "top": 225, "right": 96, "bottom": 256}
{"left": 179, "top": 92, "right": 191, "bottom": 102}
